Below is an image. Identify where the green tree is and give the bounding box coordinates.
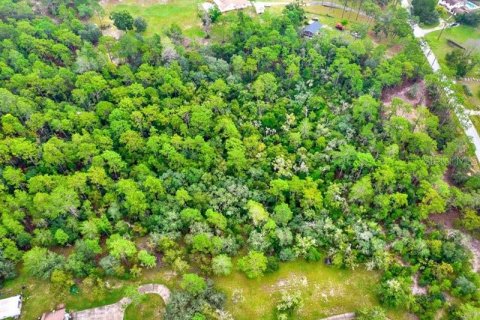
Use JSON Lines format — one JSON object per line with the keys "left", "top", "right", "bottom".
{"left": 180, "top": 273, "right": 206, "bottom": 295}
{"left": 110, "top": 10, "right": 134, "bottom": 31}
{"left": 23, "top": 247, "right": 65, "bottom": 280}
{"left": 212, "top": 254, "right": 233, "bottom": 276}
{"left": 133, "top": 17, "right": 148, "bottom": 33}
{"left": 237, "top": 251, "right": 268, "bottom": 279}
{"left": 412, "top": 0, "right": 439, "bottom": 25}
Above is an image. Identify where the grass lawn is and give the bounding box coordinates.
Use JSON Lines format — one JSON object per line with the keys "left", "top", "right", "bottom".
{"left": 97, "top": 0, "right": 205, "bottom": 38}
{"left": 424, "top": 25, "right": 480, "bottom": 77}
{"left": 461, "top": 81, "right": 480, "bottom": 110}
{"left": 305, "top": 5, "right": 371, "bottom": 28}
{"left": 471, "top": 115, "right": 480, "bottom": 133}
{"left": 125, "top": 293, "right": 165, "bottom": 320}
{"left": 0, "top": 266, "right": 177, "bottom": 319}
{"left": 215, "top": 260, "right": 411, "bottom": 320}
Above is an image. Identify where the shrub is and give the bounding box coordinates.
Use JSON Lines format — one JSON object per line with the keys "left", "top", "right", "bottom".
{"left": 181, "top": 273, "right": 207, "bottom": 295}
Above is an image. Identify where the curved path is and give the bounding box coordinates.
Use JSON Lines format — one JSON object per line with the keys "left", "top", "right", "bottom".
{"left": 72, "top": 283, "right": 170, "bottom": 320}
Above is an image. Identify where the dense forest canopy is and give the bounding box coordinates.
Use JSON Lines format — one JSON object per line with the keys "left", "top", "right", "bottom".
{"left": 1, "top": 0, "right": 480, "bottom": 318}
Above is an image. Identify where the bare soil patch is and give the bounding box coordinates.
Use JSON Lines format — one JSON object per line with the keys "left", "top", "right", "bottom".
{"left": 429, "top": 209, "right": 460, "bottom": 229}
{"left": 381, "top": 79, "right": 428, "bottom": 107}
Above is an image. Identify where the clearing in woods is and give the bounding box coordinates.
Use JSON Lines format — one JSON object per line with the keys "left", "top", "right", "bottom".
{"left": 95, "top": 0, "right": 204, "bottom": 37}
{"left": 214, "top": 260, "right": 413, "bottom": 320}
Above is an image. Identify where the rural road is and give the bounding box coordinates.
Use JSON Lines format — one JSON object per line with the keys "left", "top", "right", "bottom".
{"left": 400, "top": 0, "right": 480, "bottom": 163}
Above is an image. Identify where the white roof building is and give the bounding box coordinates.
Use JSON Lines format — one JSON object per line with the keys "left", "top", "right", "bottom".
{"left": 0, "top": 295, "right": 22, "bottom": 320}
{"left": 213, "top": 0, "right": 251, "bottom": 12}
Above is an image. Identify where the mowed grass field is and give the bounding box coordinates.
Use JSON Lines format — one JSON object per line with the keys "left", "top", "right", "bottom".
{"left": 125, "top": 293, "right": 165, "bottom": 320}
{"left": 425, "top": 25, "right": 480, "bottom": 77}
{"left": 471, "top": 115, "right": 480, "bottom": 134}
{"left": 98, "top": 0, "right": 205, "bottom": 37}
{"left": 461, "top": 81, "right": 480, "bottom": 110}
{"left": 305, "top": 4, "right": 371, "bottom": 28}
{"left": 215, "top": 260, "right": 411, "bottom": 320}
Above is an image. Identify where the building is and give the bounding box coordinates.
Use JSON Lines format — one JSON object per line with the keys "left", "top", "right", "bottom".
{"left": 0, "top": 295, "right": 22, "bottom": 320}
{"left": 302, "top": 21, "right": 322, "bottom": 38}
{"left": 439, "top": 0, "right": 479, "bottom": 14}
{"left": 213, "top": 0, "right": 251, "bottom": 13}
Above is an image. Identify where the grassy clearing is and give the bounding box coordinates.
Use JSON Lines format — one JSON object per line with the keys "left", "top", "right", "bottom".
{"left": 424, "top": 25, "right": 480, "bottom": 76}
{"left": 0, "top": 266, "right": 176, "bottom": 319}
{"left": 305, "top": 5, "right": 370, "bottom": 28}
{"left": 1, "top": 260, "right": 411, "bottom": 319}
{"left": 461, "top": 81, "right": 480, "bottom": 110}
{"left": 471, "top": 115, "right": 480, "bottom": 134}
{"left": 215, "top": 260, "right": 410, "bottom": 320}
{"left": 125, "top": 293, "right": 165, "bottom": 320}
{"left": 97, "top": 0, "right": 205, "bottom": 38}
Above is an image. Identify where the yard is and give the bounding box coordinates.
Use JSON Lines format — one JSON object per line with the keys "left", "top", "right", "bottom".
{"left": 471, "top": 115, "right": 480, "bottom": 134}
{"left": 424, "top": 25, "right": 480, "bottom": 77}
{"left": 0, "top": 265, "right": 176, "bottom": 320}
{"left": 95, "top": 0, "right": 205, "bottom": 37}
{"left": 125, "top": 293, "right": 165, "bottom": 320}
{"left": 461, "top": 81, "right": 480, "bottom": 111}
{"left": 215, "top": 260, "right": 412, "bottom": 320}
{"left": 305, "top": 4, "right": 371, "bottom": 28}
{"left": 1, "top": 259, "right": 414, "bottom": 320}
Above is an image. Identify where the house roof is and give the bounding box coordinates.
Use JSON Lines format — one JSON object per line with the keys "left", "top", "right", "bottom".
{"left": 0, "top": 295, "right": 22, "bottom": 320}
{"left": 213, "top": 0, "right": 251, "bottom": 12}
{"left": 303, "top": 21, "right": 322, "bottom": 34}
{"left": 442, "top": 0, "right": 464, "bottom": 5}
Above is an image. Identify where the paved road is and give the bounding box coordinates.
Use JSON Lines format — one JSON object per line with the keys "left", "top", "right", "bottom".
{"left": 401, "top": 0, "right": 480, "bottom": 163}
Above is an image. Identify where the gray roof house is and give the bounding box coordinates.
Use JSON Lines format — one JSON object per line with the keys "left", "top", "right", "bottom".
{"left": 302, "top": 21, "right": 322, "bottom": 38}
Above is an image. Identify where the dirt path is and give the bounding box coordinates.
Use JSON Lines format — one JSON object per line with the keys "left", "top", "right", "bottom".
{"left": 446, "top": 229, "right": 480, "bottom": 272}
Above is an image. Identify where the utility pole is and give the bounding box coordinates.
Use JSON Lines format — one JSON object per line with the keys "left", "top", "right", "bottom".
{"left": 437, "top": 15, "right": 453, "bottom": 40}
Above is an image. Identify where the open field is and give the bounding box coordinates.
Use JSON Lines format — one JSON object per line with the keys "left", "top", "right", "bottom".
{"left": 472, "top": 115, "right": 480, "bottom": 134}
{"left": 1, "top": 260, "right": 412, "bottom": 320}
{"left": 215, "top": 260, "right": 411, "bottom": 320}
{"left": 424, "top": 25, "right": 480, "bottom": 77}
{"left": 0, "top": 266, "right": 176, "bottom": 319}
{"left": 461, "top": 81, "right": 480, "bottom": 111}
{"left": 125, "top": 293, "right": 165, "bottom": 320}
{"left": 96, "top": 0, "right": 204, "bottom": 37}
{"left": 305, "top": 4, "right": 370, "bottom": 28}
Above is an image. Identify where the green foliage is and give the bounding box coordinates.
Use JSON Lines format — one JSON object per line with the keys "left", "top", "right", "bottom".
{"left": 276, "top": 289, "right": 303, "bottom": 318}
{"left": 0, "top": 3, "right": 476, "bottom": 317}
{"left": 357, "top": 306, "right": 388, "bottom": 320}
{"left": 180, "top": 273, "right": 207, "bottom": 295}
{"left": 212, "top": 255, "right": 233, "bottom": 276}
{"left": 238, "top": 251, "right": 268, "bottom": 279}
{"left": 110, "top": 10, "right": 134, "bottom": 31}
{"left": 23, "top": 247, "right": 65, "bottom": 280}
{"left": 412, "top": 0, "right": 439, "bottom": 25}
{"left": 446, "top": 49, "right": 479, "bottom": 78}
{"left": 456, "top": 11, "right": 480, "bottom": 27}
{"left": 134, "top": 17, "right": 148, "bottom": 33}
{"left": 137, "top": 250, "right": 156, "bottom": 268}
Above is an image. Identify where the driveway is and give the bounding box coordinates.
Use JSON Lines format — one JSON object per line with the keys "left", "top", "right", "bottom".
{"left": 71, "top": 284, "right": 170, "bottom": 320}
